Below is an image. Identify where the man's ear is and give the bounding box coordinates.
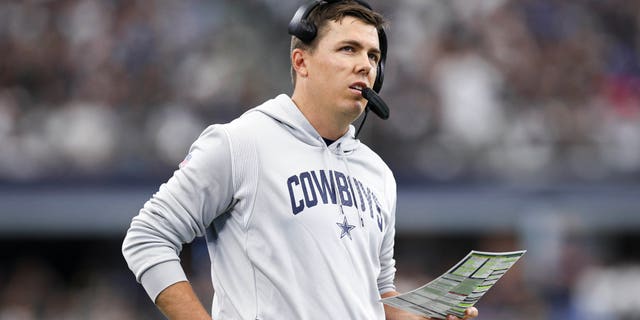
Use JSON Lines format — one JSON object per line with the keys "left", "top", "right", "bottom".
{"left": 291, "top": 48, "right": 309, "bottom": 78}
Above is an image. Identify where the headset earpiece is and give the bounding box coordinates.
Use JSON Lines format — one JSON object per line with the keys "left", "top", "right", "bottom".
{"left": 287, "top": 1, "right": 320, "bottom": 43}
{"left": 373, "top": 27, "right": 386, "bottom": 93}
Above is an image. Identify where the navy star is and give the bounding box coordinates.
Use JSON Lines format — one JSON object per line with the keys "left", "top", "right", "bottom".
{"left": 336, "top": 216, "right": 356, "bottom": 240}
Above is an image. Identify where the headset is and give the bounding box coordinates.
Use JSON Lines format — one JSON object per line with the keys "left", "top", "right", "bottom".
{"left": 288, "top": 0, "right": 389, "bottom": 121}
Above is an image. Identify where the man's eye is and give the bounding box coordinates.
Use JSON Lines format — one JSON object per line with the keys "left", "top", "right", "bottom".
{"left": 369, "top": 54, "right": 380, "bottom": 63}
{"left": 341, "top": 46, "right": 355, "bottom": 52}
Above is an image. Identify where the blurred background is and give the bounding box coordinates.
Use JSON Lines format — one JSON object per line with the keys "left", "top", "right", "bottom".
{"left": 1, "top": 0, "right": 639, "bottom": 319}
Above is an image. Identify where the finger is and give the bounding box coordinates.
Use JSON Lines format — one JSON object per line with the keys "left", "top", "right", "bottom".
{"left": 463, "top": 307, "right": 479, "bottom": 319}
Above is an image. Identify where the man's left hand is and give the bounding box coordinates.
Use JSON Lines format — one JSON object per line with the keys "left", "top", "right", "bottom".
{"left": 445, "top": 307, "right": 478, "bottom": 320}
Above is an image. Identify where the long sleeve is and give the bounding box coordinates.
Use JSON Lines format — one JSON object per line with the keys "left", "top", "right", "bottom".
{"left": 122, "top": 125, "right": 235, "bottom": 301}
{"left": 377, "top": 171, "right": 397, "bottom": 295}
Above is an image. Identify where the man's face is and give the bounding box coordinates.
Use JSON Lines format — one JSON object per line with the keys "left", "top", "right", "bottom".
{"left": 305, "top": 16, "right": 381, "bottom": 120}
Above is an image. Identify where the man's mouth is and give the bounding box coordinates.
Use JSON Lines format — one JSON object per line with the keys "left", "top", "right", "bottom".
{"left": 349, "top": 82, "right": 368, "bottom": 93}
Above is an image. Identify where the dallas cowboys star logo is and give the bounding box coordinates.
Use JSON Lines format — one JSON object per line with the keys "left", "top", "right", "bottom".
{"left": 336, "top": 216, "right": 356, "bottom": 240}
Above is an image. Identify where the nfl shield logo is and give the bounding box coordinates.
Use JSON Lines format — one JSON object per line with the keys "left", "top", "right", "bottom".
{"left": 179, "top": 153, "right": 192, "bottom": 168}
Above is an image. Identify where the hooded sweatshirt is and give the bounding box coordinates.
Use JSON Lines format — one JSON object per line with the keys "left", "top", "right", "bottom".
{"left": 122, "top": 94, "right": 397, "bottom": 320}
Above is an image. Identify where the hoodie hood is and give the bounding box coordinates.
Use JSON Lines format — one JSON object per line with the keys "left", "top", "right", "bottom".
{"left": 248, "top": 94, "right": 361, "bottom": 154}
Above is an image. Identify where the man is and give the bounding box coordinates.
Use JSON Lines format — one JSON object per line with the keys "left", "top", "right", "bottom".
{"left": 122, "top": 1, "right": 479, "bottom": 319}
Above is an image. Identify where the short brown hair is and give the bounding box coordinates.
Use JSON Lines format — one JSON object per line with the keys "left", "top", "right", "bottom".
{"left": 289, "top": 1, "right": 386, "bottom": 87}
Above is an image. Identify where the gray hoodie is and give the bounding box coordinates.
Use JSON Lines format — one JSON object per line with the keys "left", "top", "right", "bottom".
{"left": 122, "top": 94, "right": 397, "bottom": 319}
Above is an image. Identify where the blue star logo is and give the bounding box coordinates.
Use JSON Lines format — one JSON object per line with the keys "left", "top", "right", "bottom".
{"left": 336, "top": 216, "right": 356, "bottom": 240}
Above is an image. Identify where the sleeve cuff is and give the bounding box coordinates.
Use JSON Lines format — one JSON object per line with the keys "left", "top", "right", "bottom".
{"left": 379, "top": 285, "right": 397, "bottom": 297}
{"left": 140, "top": 260, "right": 188, "bottom": 302}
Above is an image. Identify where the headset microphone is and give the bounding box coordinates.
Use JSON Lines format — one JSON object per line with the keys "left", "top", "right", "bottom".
{"left": 361, "top": 87, "right": 389, "bottom": 120}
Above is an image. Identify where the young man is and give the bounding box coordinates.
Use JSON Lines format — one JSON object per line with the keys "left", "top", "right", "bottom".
{"left": 122, "top": 1, "right": 478, "bottom": 319}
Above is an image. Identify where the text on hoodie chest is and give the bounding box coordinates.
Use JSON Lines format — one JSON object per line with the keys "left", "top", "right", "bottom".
{"left": 286, "top": 168, "right": 384, "bottom": 233}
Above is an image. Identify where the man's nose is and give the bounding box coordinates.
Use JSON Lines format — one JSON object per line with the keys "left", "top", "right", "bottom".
{"left": 355, "top": 55, "right": 374, "bottom": 78}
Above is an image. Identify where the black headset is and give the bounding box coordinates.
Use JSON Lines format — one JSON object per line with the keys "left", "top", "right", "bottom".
{"left": 288, "top": 0, "right": 388, "bottom": 98}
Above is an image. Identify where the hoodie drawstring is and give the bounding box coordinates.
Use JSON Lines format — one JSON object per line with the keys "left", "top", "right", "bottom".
{"left": 335, "top": 142, "right": 365, "bottom": 228}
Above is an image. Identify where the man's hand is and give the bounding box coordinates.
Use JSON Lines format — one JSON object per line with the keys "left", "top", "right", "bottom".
{"left": 444, "top": 307, "right": 478, "bottom": 320}
{"left": 382, "top": 291, "right": 478, "bottom": 320}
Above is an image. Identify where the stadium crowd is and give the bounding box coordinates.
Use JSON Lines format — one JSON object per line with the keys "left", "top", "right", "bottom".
{"left": 1, "top": 0, "right": 638, "bottom": 184}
